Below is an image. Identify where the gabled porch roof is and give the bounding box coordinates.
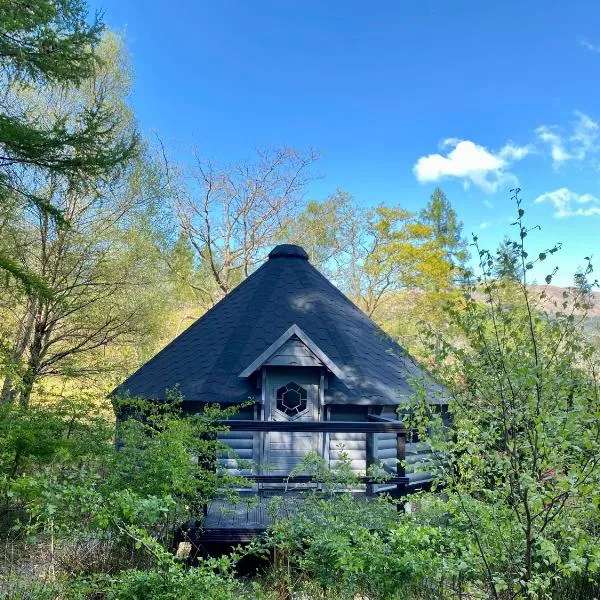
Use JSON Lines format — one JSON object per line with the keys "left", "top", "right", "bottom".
{"left": 238, "top": 324, "right": 343, "bottom": 379}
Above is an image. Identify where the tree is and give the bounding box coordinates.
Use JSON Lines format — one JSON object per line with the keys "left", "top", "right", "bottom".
{"left": 0, "top": 33, "right": 155, "bottom": 406}
{"left": 172, "top": 147, "right": 318, "bottom": 307}
{"left": 494, "top": 235, "right": 521, "bottom": 281}
{"left": 286, "top": 192, "right": 454, "bottom": 320}
{"left": 419, "top": 191, "right": 600, "bottom": 597}
{"left": 419, "top": 187, "right": 468, "bottom": 274}
{"left": 0, "top": 0, "right": 138, "bottom": 291}
{"left": 346, "top": 205, "right": 451, "bottom": 317}
{"left": 278, "top": 189, "right": 357, "bottom": 278}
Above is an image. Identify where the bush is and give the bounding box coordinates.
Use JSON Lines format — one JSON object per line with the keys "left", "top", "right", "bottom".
{"left": 0, "top": 390, "right": 245, "bottom": 584}
{"left": 415, "top": 191, "right": 600, "bottom": 598}
{"left": 250, "top": 492, "right": 479, "bottom": 599}
{"left": 106, "top": 563, "right": 241, "bottom": 600}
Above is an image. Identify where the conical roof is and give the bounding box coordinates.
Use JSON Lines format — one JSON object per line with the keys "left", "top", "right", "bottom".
{"left": 113, "top": 244, "right": 445, "bottom": 405}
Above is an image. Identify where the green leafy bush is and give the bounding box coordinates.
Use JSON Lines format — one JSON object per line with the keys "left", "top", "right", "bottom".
{"left": 0, "top": 390, "right": 244, "bottom": 582}
{"left": 414, "top": 191, "right": 600, "bottom": 598}
{"left": 250, "top": 492, "right": 479, "bottom": 599}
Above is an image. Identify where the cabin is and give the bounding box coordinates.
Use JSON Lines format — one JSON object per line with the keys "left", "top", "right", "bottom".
{"left": 113, "top": 244, "right": 446, "bottom": 543}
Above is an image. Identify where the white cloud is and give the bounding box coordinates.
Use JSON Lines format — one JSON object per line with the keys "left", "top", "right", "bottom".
{"left": 535, "top": 126, "right": 572, "bottom": 165}
{"left": 571, "top": 110, "right": 599, "bottom": 157}
{"left": 413, "top": 139, "right": 530, "bottom": 193}
{"left": 534, "top": 187, "right": 600, "bottom": 218}
{"left": 483, "top": 199, "right": 494, "bottom": 209}
{"left": 479, "top": 221, "right": 491, "bottom": 229}
{"left": 536, "top": 111, "right": 599, "bottom": 167}
{"left": 581, "top": 39, "right": 600, "bottom": 53}
{"left": 499, "top": 142, "right": 532, "bottom": 161}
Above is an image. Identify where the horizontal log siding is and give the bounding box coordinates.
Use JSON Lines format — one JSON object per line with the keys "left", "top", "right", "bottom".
{"left": 372, "top": 406, "right": 398, "bottom": 491}
{"left": 329, "top": 432, "right": 367, "bottom": 474}
{"left": 327, "top": 406, "right": 369, "bottom": 476}
{"left": 217, "top": 431, "right": 255, "bottom": 476}
{"left": 405, "top": 441, "right": 435, "bottom": 486}
{"left": 373, "top": 432, "right": 397, "bottom": 491}
{"left": 216, "top": 407, "right": 257, "bottom": 477}
{"left": 329, "top": 433, "right": 367, "bottom": 475}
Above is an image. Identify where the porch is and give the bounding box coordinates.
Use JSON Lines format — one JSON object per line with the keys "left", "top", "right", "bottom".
{"left": 187, "top": 418, "right": 431, "bottom": 546}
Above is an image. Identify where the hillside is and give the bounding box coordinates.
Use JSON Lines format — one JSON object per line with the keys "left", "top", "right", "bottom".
{"left": 529, "top": 285, "right": 599, "bottom": 319}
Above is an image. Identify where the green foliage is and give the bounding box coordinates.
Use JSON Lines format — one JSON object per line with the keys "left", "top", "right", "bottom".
{"left": 0, "top": 0, "right": 103, "bottom": 84}
{"left": 419, "top": 186, "right": 469, "bottom": 272}
{"left": 416, "top": 190, "right": 600, "bottom": 598}
{"left": 278, "top": 189, "right": 356, "bottom": 277}
{"left": 0, "top": 390, "right": 247, "bottom": 589}
{"left": 285, "top": 189, "right": 457, "bottom": 322}
{"left": 0, "top": 41, "right": 162, "bottom": 403}
{"left": 111, "top": 392, "right": 248, "bottom": 516}
{"left": 106, "top": 559, "right": 241, "bottom": 600}
{"left": 249, "top": 492, "right": 479, "bottom": 599}
{"left": 493, "top": 235, "right": 521, "bottom": 281}
{"left": 0, "top": 1, "right": 139, "bottom": 293}
{"left": 1, "top": 559, "right": 243, "bottom": 600}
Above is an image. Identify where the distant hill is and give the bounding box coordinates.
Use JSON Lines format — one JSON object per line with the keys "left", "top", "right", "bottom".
{"left": 528, "top": 285, "right": 599, "bottom": 318}
{"left": 471, "top": 284, "right": 597, "bottom": 316}
{"left": 471, "top": 284, "right": 599, "bottom": 335}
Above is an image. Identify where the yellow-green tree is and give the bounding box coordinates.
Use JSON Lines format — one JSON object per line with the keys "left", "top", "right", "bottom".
{"left": 0, "top": 34, "right": 165, "bottom": 406}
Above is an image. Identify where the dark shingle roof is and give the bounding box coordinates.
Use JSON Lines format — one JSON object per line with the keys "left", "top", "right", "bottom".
{"left": 113, "top": 245, "right": 445, "bottom": 405}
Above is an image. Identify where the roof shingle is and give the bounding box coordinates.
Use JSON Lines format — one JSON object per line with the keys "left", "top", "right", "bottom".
{"left": 113, "top": 245, "right": 445, "bottom": 405}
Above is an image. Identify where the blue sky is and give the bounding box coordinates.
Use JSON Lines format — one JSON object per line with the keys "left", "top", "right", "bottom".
{"left": 92, "top": 0, "right": 600, "bottom": 285}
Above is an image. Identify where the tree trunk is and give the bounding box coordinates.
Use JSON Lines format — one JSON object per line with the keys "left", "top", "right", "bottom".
{"left": 18, "top": 313, "right": 45, "bottom": 408}
{"left": 1, "top": 300, "right": 36, "bottom": 404}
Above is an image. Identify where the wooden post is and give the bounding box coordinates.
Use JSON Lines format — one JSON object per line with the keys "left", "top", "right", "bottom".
{"left": 396, "top": 430, "right": 406, "bottom": 510}
{"left": 365, "top": 431, "right": 375, "bottom": 496}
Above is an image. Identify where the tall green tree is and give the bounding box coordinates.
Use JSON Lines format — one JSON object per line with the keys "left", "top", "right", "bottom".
{"left": 494, "top": 235, "right": 521, "bottom": 281}
{"left": 0, "top": 0, "right": 138, "bottom": 292}
{"left": 419, "top": 187, "right": 468, "bottom": 275}
{"left": 0, "top": 33, "right": 154, "bottom": 406}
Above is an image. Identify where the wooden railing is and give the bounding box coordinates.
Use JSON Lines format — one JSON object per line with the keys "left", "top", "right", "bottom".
{"left": 217, "top": 419, "right": 408, "bottom": 498}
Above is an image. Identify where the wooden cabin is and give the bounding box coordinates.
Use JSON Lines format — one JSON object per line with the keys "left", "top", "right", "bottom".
{"left": 113, "top": 244, "right": 446, "bottom": 541}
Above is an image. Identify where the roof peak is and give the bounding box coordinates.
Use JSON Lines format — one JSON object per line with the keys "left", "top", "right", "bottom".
{"left": 268, "top": 244, "right": 309, "bottom": 260}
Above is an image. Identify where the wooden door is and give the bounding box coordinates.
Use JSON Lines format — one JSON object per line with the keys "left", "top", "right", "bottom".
{"left": 264, "top": 371, "right": 319, "bottom": 477}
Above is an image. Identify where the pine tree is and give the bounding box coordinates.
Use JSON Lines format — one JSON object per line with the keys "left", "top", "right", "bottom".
{"left": 419, "top": 187, "right": 468, "bottom": 270}
{"left": 494, "top": 236, "right": 520, "bottom": 281}
{"left": 0, "top": 0, "right": 138, "bottom": 293}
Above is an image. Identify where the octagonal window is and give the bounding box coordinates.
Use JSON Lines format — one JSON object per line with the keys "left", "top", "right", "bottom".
{"left": 276, "top": 382, "right": 308, "bottom": 418}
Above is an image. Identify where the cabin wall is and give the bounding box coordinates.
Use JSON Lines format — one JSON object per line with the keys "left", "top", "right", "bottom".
{"left": 405, "top": 441, "right": 435, "bottom": 487}
{"left": 370, "top": 406, "right": 396, "bottom": 491}
{"left": 373, "top": 405, "right": 398, "bottom": 472}
{"left": 192, "top": 400, "right": 436, "bottom": 488}
{"left": 327, "top": 405, "right": 368, "bottom": 475}
{"left": 371, "top": 406, "right": 435, "bottom": 489}
{"left": 404, "top": 406, "right": 449, "bottom": 488}
{"left": 215, "top": 405, "right": 256, "bottom": 476}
